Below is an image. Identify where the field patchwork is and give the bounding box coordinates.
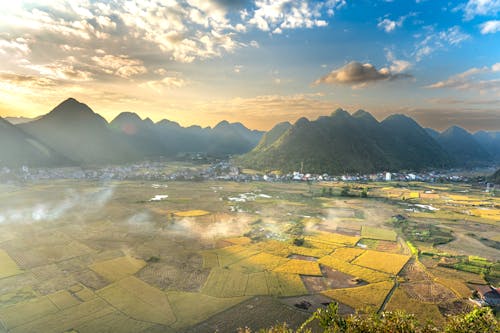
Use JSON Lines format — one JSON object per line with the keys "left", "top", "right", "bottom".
{"left": 96, "top": 276, "right": 176, "bottom": 325}
{"left": 318, "top": 255, "right": 390, "bottom": 283}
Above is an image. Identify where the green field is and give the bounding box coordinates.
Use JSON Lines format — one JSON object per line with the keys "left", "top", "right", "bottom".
{"left": 361, "top": 226, "right": 398, "bottom": 242}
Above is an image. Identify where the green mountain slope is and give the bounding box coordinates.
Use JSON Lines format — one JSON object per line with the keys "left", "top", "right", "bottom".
{"left": 239, "top": 110, "right": 452, "bottom": 174}
{"left": 435, "top": 126, "right": 492, "bottom": 166}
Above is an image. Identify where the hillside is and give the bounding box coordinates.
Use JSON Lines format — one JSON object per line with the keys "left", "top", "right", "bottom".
{"left": 20, "top": 98, "right": 139, "bottom": 164}
{"left": 0, "top": 117, "right": 68, "bottom": 167}
{"left": 491, "top": 168, "right": 500, "bottom": 184}
{"left": 6, "top": 98, "right": 263, "bottom": 167}
{"left": 239, "top": 110, "right": 452, "bottom": 174}
{"left": 474, "top": 130, "right": 500, "bottom": 162}
{"left": 434, "top": 126, "right": 492, "bottom": 166}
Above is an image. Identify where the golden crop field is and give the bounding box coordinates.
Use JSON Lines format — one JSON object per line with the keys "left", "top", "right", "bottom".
{"left": 74, "top": 311, "right": 154, "bottom": 333}
{"left": 266, "top": 272, "right": 308, "bottom": 297}
{"left": 352, "top": 250, "right": 410, "bottom": 275}
{"left": 46, "top": 290, "right": 80, "bottom": 310}
{"left": 96, "top": 276, "right": 176, "bottom": 326}
{"left": 433, "top": 277, "right": 472, "bottom": 299}
{"left": 385, "top": 288, "right": 443, "bottom": 324}
{"left": 89, "top": 255, "right": 146, "bottom": 282}
{"left": 8, "top": 298, "right": 116, "bottom": 333}
{"left": 229, "top": 252, "right": 289, "bottom": 273}
{"left": 0, "top": 296, "right": 59, "bottom": 330}
{"left": 287, "top": 244, "right": 332, "bottom": 258}
{"left": 215, "top": 246, "right": 261, "bottom": 268}
{"left": 306, "top": 232, "right": 361, "bottom": 247}
{"left": 167, "top": 291, "right": 250, "bottom": 330}
{"left": 202, "top": 268, "right": 253, "bottom": 297}
{"left": 322, "top": 280, "right": 394, "bottom": 311}
{"left": 0, "top": 249, "right": 22, "bottom": 279}
{"left": 174, "top": 209, "right": 211, "bottom": 217}
{"left": 468, "top": 208, "right": 500, "bottom": 221}
{"left": 273, "top": 259, "right": 322, "bottom": 276}
{"left": 249, "top": 240, "right": 291, "bottom": 257}
{"left": 245, "top": 272, "right": 269, "bottom": 296}
{"left": 331, "top": 247, "right": 365, "bottom": 262}
{"left": 318, "top": 255, "right": 390, "bottom": 283}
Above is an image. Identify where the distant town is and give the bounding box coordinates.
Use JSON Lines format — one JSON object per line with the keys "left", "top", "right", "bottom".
{"left": 1, "top": 158, "right": 497, "bottom": 190}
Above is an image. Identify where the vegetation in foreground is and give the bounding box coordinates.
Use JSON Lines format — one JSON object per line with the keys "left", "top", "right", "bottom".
{"left": 240, "top": 303, "right": 499, "bottom": 333}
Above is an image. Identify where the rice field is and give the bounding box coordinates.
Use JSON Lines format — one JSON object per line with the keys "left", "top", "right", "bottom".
{"left": 322, "top": 280, "right": 394, "bottom": 311}
{"left": 361, "top": 226, "right": 397, "bottom": 242}
{"left": 174, "top": 210, "right": 211, "bottom": 217}
{"left": 305, "top": 232, "right": 361, "bottom": 247}
{"left": 97, "top": 276, "right": 176, "bottom": 326}
{"left": 229, "top": 252, "right": 289, "bottom": 273}
{"left": 318, "top": 255, "right": 390, "bottom": 283}
{"left": 0, "top": 179, "right": 497, "bottom": 331}
{"left": 0, "top": 249, "right": 22, "bottom": 279}
{"left": 385, "top": 288, "right": 443, "bottom": 324}
{"left": 352, "top": 250, "right": 410, "bottom": 275}
{"left": 330, "top": 247, "right": 365, "bottom": 262}
{"left": 273, "top": 259, "right": 322, "bottom": 276}
{"left": 167, "top": 291, "right": 250, "bottom": 330}
{"left": 89, "top": 255, "right": 146, "bottom": 282}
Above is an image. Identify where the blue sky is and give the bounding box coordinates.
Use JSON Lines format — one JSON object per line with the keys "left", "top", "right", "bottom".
{"left": 0, "top": 0, "right": 498, "bottom": 131}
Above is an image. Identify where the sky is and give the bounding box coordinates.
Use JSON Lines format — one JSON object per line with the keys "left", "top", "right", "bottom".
{"left": 0, "top": 0, "right": 499, "bottom": 131}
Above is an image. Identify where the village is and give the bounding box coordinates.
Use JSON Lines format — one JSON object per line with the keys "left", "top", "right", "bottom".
{"left": 0, "top": 160, "right": 497, "bottom": 189}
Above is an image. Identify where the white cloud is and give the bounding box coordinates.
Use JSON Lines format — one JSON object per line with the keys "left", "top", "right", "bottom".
{"left": 91, "top": 54, "right": 147, "bottom": 78}
{"left": 480, "top": 20, "right": 500, "bottom": 34}
{"left": 425, "top": 64, "right": 500, "bottom": 91}
{"left": 144, "top": 74, "right": 187, "bottom": 91}
{"left": 385, "top": 50, "right": 412, "bottom": 73}
{"left": 247, "top": 0, "right": 343, "bottom": 33}
{"left": 464, "top": 0, "right": 500, "bottom": 19}
{"left": 414, "top": 26, "right": 470, "bottom": 61}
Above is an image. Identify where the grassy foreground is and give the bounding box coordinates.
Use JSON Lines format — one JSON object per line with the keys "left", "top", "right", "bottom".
{"left": 239, "top": 303, "right": 499, "bottom": 333}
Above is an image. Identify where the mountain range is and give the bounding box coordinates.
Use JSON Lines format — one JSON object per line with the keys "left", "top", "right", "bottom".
{"left": 2, "top": 98, "right": 263, "bottom": 167}
{"left": 239, "top": 109, "right": 499, "bottom": 174}
{"left": 0, "top": 98, "right": 498, "bottom": 172}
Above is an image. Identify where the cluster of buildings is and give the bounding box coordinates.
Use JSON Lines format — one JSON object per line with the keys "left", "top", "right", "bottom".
{"left": 0, "top": 161, "right": 493, "bottom": 185}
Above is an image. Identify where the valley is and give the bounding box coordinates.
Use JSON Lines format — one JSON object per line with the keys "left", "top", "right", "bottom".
{"left": 0, "top": 178, "right": 498, "bottom": 332}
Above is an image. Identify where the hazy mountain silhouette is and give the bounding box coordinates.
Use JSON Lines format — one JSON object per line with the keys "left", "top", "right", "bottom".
{"left": 434, "top": 126, "right": 492, "bottom": 166}
{"left": 0, "top": 117, "right": 69, "bottom": 167}
{"left": 2, "top": 98, "right": 497, "bottom": 171}
{"left": 20, "top": 98, "right": 140, "bottom": 164}
{"left": 473, "top": 130, "right": 500, "bottom": 162}
{"left": 4, "top": 116, "right": 41, "bottom": 125}
{"left": 4, "top": 98, "right": 263, "bottom": 166}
